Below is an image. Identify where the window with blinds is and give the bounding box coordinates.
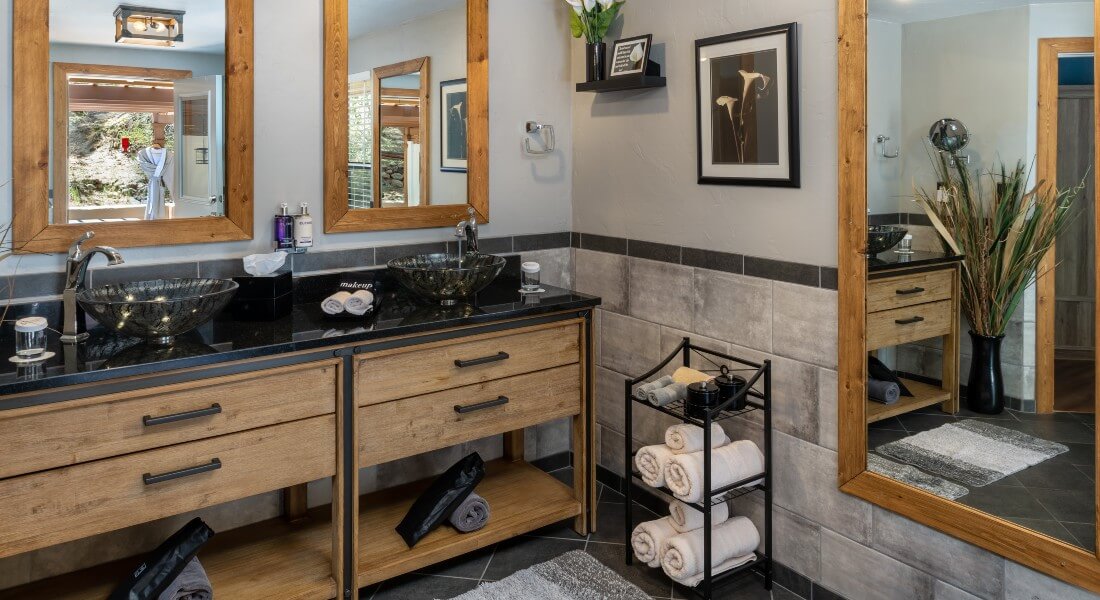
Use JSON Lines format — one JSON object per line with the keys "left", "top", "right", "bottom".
{"left": 348, "top": 80, "right": 373, "bottom": 208}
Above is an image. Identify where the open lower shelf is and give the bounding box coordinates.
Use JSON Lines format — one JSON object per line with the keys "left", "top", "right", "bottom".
{"left": 357, "top": 459, "right": 582, "bottom": 587}
{"left": 866, "top": 377, "right": 953, "bottom": 423}
{"left": 0, "top": 507, "right": 337, "bottom": 600}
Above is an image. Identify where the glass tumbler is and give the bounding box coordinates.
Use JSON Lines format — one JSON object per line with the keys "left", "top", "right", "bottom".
{"left": 521, "top": 261, "right": 541, "bottom": 292}
{"left": 14, "top": 317, "right": 48, "bottom": 360}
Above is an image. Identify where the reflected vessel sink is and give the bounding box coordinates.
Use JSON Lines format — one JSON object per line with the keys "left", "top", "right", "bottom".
{"left": 388, "top": 253, "right": 506, "bottom": 306}
{"left": 77, "top": 278, "right": 238, "bottom": 345}
{"left": 867, "top": 225, "right": 908, "bottom": 255}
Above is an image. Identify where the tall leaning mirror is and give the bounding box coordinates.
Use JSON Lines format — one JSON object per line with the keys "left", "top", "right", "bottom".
{"left": 323, "top": 0, "right": 488, "bottom": 233}
{"left": 839, "top": 0, "right": 1100, "bottom": 590}
{"left": 12, "top": 0, "right": 254, "bottom": 253}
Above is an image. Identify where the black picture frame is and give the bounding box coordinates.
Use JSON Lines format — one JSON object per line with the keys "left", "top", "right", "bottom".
{"left": 695, "top": 23, "right": 800, "bottom": 188}
{"left": 608, "top": 34, "right": 653, "bottom": 78}
{"left": 440, "top": 78, "right": 468, "bottom": 173}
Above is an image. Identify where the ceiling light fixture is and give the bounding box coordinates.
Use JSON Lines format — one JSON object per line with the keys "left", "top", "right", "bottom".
{"left": 114, "top": 5, "right": 185, "bottom": 47}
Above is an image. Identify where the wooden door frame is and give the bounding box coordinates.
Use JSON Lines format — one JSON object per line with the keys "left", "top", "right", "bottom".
{"left": 322, "top": 0, "right": 488, "bottom": 233}
{"left": 838, "top": 1, "right": 1100, "bottom": 591}
{"left": 1036, "top": 37, "right": 1095, "bottom": 414}
{"left": 371, "top": 57, "right": 431, "bottom": 209}
{"left": 12, "top": 0, "right": 253, "bottom": 253}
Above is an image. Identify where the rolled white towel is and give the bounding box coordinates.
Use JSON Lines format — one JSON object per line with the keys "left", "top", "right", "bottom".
{"left": 322, "top": 291, "right": 352, "bottom": 315}
{"left": 665, "top": 423, "right": 729, "bottom": 454}
{"left": 634, "top": 444, "right": 676, "bottom": 489}
{"left": 647, "top": 383, "right": 687, "bottom": 407}
{"left": 665, "top": 440, "right": 764, "bottom": 504}
{"left": 669, "top": 499, "right": 730, "bottom": 534}
{"left": 661, "top": 516, "right": 759, "bottom": 586}
{"left": 633, "top": 376, "right": 674, "bottom": 401}
{"left": 345, "top": 289, "right": 375, "bottom": 316}
{"left": 630, "top": 516, "right": 679, "bottom": 568}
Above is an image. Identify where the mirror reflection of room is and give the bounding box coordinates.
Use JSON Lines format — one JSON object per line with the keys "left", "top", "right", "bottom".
{"left": 346, "top": 0, "right": 469, "bottom": 210}
{"left": 49, "top": 1, "right": 227, "bottom": 225}
{"left": 865, "top": 0, "right": 1096, "bottom": 552}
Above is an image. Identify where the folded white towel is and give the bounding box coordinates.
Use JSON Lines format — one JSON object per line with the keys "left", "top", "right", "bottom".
{"left": 322, "top": 291, "right": 352, "bottom": 315}
{"left": 669, "top": 499, "right": 730, "bottom": 534}
{"left": 634, "top": 376, "right": 674, "bottom": 401}
{"left": 345, "top": 289, "right": 374, "bottom": 316}
{"left": 661, "top": 516, "right": 759, "bottom": 585}
{"left": 665, "top": 440, "right": 765, "bottom": 504}
{"left": 665, "top": 423, "right": 729, "bottom": 454}
{"left": 631, "top": 517, "right": 679, "bottom": 568}
{"left": 647, "top": 383, "right": 687, "bottom": 407}
{"left": 668, "top": 553, "right": 758, "bottom": 587}
{"left": 635, "top": 444, "right": 676, "bottom": 488}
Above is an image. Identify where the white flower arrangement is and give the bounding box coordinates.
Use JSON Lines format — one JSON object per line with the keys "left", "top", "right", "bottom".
{"left": 565, "top": 0, "right": 625, "bottom": 44}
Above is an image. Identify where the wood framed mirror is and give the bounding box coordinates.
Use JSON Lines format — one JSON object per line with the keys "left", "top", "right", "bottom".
{"left": 322, "top": 0, "right": 488, "bottom": 233}
{"left": 12, "top": 0, "right": 254, "bottom": 254}
{"left": 838, "top": 0, "right": 1100, "bottom": 591}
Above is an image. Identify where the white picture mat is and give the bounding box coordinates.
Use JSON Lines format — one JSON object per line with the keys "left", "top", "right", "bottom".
{"left": 699, "top": 31, "right": 790, "bottom": 180}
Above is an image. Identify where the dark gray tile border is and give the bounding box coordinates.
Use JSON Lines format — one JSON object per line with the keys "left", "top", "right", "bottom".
{"left": 88, "top": 261, "right": 199, "bottom": 287}
{"left": 374, "top": 241, "right": 449, "bottom": 265}
{"left": 812, "top": 582, "right": 849, "bottom": 600}
{"left": 772, "top": 562, "right": 812, "bottom": 598}
{"left": 513, "top": 232, "right": 570, "bottom": 252}
{"left": 291, "top": 247, "right": 375, "bottom": 273}
{"left": 681, "top": 247, "right": 743, "bottom": 274}
{"left": 579, "top": 233, "right": 628, "bottom": 255}
{"left": 0, "top": 271, "right": 66, "bottom": 299}
{"left": 820, "top": 267, "right": 838, "bottom": 290}
{"left": 868, "top": 212, "right": 903, "bottom": 227}
{"left": 744, "top": 256, "right": 820, "bottom": 287}
{"left": 570, "top": 232, "right": 581, "bottom": 248}
{"left": 475, "top": 236, "right": 515, "bottom": 254}
{"left": 907, "top": 212, "right": 933, "bottom": 227}
{"left": 627, "top": 239, "right": 680, "bottom": 264}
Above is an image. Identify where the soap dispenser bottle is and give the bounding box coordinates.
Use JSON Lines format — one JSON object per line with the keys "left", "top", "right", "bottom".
{"left": 275, "top": 203, "right": 295, "bottom": 250}
{"left": 294, "top": 203, "right": 314, "bottom": 249}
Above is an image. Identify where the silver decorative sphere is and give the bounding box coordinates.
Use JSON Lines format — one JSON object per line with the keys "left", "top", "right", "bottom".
{"left": 928, "top": 118, "right": 970, "bottom": 154}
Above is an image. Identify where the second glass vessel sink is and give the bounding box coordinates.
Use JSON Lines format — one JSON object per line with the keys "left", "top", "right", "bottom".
{"left": 77, "top": 278, "right": 238, "bottom": 345}
{"left": 388, "top": 253, "right": 506, "bottom": 306}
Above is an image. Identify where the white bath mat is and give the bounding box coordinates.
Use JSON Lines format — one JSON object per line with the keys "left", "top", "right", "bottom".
{"left": 875, "top": 419, "right": 1069, "bottom": 487}
{"left": 448, "top": 550, "right": 649, "bottom": 600}
{"left": 867, "top": 454, "right": 969, "bottom": 500}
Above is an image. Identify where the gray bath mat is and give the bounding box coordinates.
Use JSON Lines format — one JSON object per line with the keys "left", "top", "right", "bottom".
{"left": 447, "top": 550, "right": 649, "bottom": 600}
{"left": 876, "top": 419, "right": 1069, "bottom": 487}
{"left": 868, "top": 454, "right": 969, "bottom": 500}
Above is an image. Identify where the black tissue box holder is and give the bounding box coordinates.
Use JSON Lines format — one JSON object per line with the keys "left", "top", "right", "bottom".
{"left": 231, "top": 272, "right": 293, "bottom": 321}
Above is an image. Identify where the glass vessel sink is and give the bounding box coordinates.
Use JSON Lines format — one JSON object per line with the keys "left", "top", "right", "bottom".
{"left": 867, "top": 225, "right": 908, "bottom": 255}
{"left": 388, "top": 253, "right": 506, "bottom": 306}
{"left": 77, "top": 278, "right": 239, "bottom": 345}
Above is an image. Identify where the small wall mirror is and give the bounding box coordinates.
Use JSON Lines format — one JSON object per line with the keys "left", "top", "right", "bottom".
{"left": 324, "top": 0, "right": 487, "bottom": 233}
{"left": 12, "top": 0, "right": 253, "bottom": 253}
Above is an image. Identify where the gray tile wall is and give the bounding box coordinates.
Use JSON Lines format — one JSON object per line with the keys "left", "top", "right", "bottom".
{"left": 575, "top": 247, "right": 1098, "bottom": 600}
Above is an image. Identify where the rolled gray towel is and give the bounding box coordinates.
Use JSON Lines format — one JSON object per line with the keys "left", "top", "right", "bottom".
{"left": 868, "top": 378, "right": 901, "bottom": 405}
{"left": 648, "top": 382, "right": 688, "bottom": 407}
{"left": 157, "top": 558, "right": 212, "bottom": 600}
{"left": 449, "top": 492, "right": 490, "bottom": 533}
{"left": 633, "top": 376, "right": 674, "bottom": 401}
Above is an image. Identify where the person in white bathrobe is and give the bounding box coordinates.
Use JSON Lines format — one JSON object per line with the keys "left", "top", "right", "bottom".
{"left": 136, "top": 146, "right": 175, "bottom": 220}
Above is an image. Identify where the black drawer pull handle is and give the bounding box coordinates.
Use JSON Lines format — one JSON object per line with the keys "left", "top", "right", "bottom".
{"left": 454, "top": 352, "right": 510, "bottom": 368}
{"left": 896, "top": 287, "right": 926, "bottom": 296}
{"left": 895, "top": 316, "right": 925, "bottom": 325}
{"left": 143, "top": 404, "right": 222, "bottom": 427}
{"left": 454, "top": 396, "right": 510, "bottom": 414}
{"left": 143, "top": 458, "right": 222, "bottom": 486}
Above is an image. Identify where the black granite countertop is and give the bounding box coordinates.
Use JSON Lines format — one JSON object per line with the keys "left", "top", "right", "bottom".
{"left": 0, "top": 268, "right": 599, "bottom": 399}
{"left": 868, "top": 250, "right": 963, "bottom": 275}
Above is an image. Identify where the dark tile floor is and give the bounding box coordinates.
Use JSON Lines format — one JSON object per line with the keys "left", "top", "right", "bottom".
{"left": 360, "top": 468, "right": 790, "bottom": 600}
{"left": 870, "top": 406, "right": 1096, "bottom": 550}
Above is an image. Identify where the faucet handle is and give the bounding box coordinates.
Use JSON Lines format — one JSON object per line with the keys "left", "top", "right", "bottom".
{"left": 69, "top": 231, "right": 94, "bottom": 258}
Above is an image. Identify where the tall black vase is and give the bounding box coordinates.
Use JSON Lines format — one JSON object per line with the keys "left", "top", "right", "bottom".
{"left": 586, "top": 42, "right": 607, "bottom": 82}
{"left": 967, "top": 331, "right": 1006, "bottom": 414}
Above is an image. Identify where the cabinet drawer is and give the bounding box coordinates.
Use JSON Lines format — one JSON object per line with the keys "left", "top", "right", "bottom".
{"left": 360, "top": 364, "right": 581, "bottom": 465}
{"left": 867, "top": 300, "right": 953, "bottom": 350}
{"left": 0, "top": 361, "right": 339, "bottom": 479}
{"left": 356, "top": 321, "right": 581, "bottom": 406}
{"left": 868, "top": 269, "right": 954, "bottom": 313}
{"left": 0, "top": 415, "right": 335, "bottom": 559}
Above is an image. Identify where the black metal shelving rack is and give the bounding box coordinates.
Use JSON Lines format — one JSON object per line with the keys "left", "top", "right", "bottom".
{"left": 623, "top": 338, "right": 772, "bottom": 599}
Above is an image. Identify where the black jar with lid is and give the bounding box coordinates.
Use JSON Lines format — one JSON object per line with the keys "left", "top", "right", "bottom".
{"left": 685, "top": 380, "right": 721, "bottom": 419}
{"left": 715, "top": 366, "right": 748, "bottom": 410}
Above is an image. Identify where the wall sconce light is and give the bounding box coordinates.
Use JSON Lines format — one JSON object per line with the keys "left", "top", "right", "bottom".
{"left": 114, "top": 5, "right": 185, "bottom": 47}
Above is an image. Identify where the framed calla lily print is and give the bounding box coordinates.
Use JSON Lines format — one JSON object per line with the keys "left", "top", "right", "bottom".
{"left": 696, "top": 23, "right": 800, "bottom": 188}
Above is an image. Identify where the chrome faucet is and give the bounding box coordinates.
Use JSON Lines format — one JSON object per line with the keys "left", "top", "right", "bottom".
{"left": 61, "top": 232, "right": 124, "bottom": 344}
{"left": 455, "top": 207, "right": 480, "bottom": 256}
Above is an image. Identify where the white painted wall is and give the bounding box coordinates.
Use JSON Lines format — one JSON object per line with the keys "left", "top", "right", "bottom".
{"left": 866, "top": 18, "right": 903, "bottom": 215}
{"left": 569, "top": 0, "right": 838, "bottom": 267}
{"left": 348, "top": 5, "right": 468, "bottom": 206}
{"left": 0, "top": 0, "right": 574, "bottom": 276}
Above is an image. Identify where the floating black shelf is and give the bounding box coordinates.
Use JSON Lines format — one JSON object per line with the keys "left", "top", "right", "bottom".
{"left": 623, "top": 339, "right": 773, "bottom": 600}
{"left": 576, "top": 75, "right": 667, "bottom": 93}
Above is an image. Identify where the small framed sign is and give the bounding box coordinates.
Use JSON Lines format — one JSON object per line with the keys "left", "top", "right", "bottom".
{"left": 609, "top": 34, "right": 652, "bottom": 78}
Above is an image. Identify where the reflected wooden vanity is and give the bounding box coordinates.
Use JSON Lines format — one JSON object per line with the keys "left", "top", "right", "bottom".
{"left": 0, "top": 309, "right": 596, "bottom": 599}
{"left": 866, "top": 254, "right": 962, "bottom": 423}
